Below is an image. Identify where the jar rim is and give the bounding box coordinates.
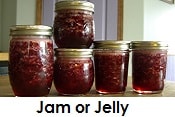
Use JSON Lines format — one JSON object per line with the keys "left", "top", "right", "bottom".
{"left": 93, "top": 40, "right": 130, "bottom": 50}
{"left": 54, "top": 48, "right": 93, "bottom": 57}
{"left": 55, "top": 0, "right": 94, "bottom": 12}
{"left": 10, "top": 25, "right": 52, "bottom": 36}
{"left": 130, "top": 41, "right": 168, "bottom": 49}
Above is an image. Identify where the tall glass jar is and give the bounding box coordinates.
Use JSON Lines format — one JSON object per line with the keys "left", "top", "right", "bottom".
{"left": 9, "top": 25, "right": 54, "bottom": 97}
{"left": 54, "top": 0, "right": 95, "bottom": 48}
{"left": 93, "top": 41, "right": 130, "bottom": 94}
{"left": 130, "top": 41, "right": 168, "bottom": 94}
{"left": 54, "top": 49, "right": 94, "bottom": 95}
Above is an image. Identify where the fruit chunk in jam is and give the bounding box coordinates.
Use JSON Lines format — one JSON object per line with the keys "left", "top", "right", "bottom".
{"left": 132, "top": 50, "right": 167, "bottom": 93}
{"left": 54, "top": 58, "right": 94, "bottom": 95}
{"left": 9, "top": 37, "right": 53, "bottom": 96}
{"left": 94, "top": 51, "right": 129, "bottom": 94}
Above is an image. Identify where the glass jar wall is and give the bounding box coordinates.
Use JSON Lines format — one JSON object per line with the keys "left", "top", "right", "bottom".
{"left": 93, "top": 41, "right": 130, "bottom": 94}
{"left": 130, "top": 41, "right": 168, "bottom": 94}
{"left": 54, "top": 49, "right": 94, "bottom": 95}
{"left": 9, "top": 25, "right": 54, "bottom": 97}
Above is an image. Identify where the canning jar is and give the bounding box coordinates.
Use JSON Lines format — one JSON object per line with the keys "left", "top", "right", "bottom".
{"left": 54, "top": 49, "right": 94, "bottom": 95}
{"left": 9, "top": 25, "right": 54, "bottom": 96}
{"left": 54, "top": 0, "right": 95, "bottom": 48}
{"left": 93, "top": 41, "right": 130, "bottom": 94}
{"left": 130, "top": 41, "right": 168, "bottom": 94}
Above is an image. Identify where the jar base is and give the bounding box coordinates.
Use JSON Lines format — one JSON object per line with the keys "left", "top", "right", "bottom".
{"left": 96, "top": 90, "right": 125, "bottom": 94}
{"left": 133, "top": 89, "right": 163, "bottom": 94}
{"left": 14, "top": 94, "right": 49, "bottom": 97}
{"left": 57, "top": 92, "right": 88, "bottom": 96}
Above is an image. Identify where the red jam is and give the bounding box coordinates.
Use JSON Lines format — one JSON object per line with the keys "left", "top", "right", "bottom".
{"left": 94, "top": 51, "right": 129, "bottom": 94}
{"left": 9, "top": 37, "right": 53, "bottom": 96}
{"left": 132, "top": 50, "right": 167, "bottom": 93}
{"left": 54, "top": 57, "right": 94, "bottom": 95}
{"left": 54, "top": 9, "right": 94, "bottom": 48}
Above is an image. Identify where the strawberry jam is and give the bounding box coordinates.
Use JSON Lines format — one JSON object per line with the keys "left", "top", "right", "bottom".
{"left": 54, "top": 1, "right": 95, "bottom": 48}
{"left": 131, "top": 41, "right": 168, "bottom": 94}
{"left": 94, "top": 51, "right": 129, "bottom": 93}
{"left": 93, "top": 41, "right": 130, "bottom": 94}
{"left": 54, "top": 49, "right": 94, "bottom": 95}
{"left": 9, "top": 25, "right": 53, "bottom": 97}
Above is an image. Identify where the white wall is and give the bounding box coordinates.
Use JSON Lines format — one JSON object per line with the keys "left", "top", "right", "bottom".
{"left": 144, "top": 0, "right": 175, "bottom": 41}
{"left": 0, "top": 0, "right": 17, "bottom": 52}
{"left": 16, "top": 0, "right": 36, "bottom": 25}
{"left": 0, "top": 0, "right": 36, "bottom": 52}
{"left": 123, "top": 0, "right": 144, "bottom": 41}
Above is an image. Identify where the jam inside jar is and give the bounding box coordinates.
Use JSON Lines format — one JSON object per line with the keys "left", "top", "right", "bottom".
{"left": 131, "top": 41, "right": 168, "bottom": 94}
{"left": 93, "top": 41, "right": 130, "bottom": 94}
{"left": 9, "top": 25, "right": 54, "bottom": 97}
{"left": 54, "top": 1, "right": 95, "bottom": 48}
{"left": 54, "top": 49, "right": 94, "bottom": 95}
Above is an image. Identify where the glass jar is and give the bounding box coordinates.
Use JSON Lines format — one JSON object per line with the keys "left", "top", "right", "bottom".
{"left": 130, "top": 41, "right": 168, "bottom": 94}
{"left": 93, "top": 41, "right": 130, "bottom": 94}
{"left": 9, "top": 25, "right": 54, "bottom": 96}
{"left": 54, "top": 0, "right": 95, "bottom": 48}
{"left": 54, "top": 49, "right": 94, "bottom": 95}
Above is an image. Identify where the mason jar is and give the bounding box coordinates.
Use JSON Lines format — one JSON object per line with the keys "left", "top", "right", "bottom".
{"left": 93, "top": 41, "right": 130, "bottom": 94}
{"left": 54, "top": 0, "right": 95, "bottom": 48}
{"left": 9, "top": 25, "right": 54, "bottom": 97}
{"left": 54, "top": 49, "right": 94, "bottom": 95}
{"left": 130, "top": 41, "right": 168, "bottom": 94}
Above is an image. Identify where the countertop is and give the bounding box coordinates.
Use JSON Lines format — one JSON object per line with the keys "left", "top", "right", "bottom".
{"left": 0, "top": 75, "right": 175, "bottom": 97}
{"left": 0, "top": 53, "right": 8, "bottom": 61}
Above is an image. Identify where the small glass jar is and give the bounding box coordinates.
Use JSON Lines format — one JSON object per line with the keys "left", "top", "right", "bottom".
{"left": 93, "top": 41, "right": 130, "bottom": 94}
{"left": 54, "top": 49, "right": 94, "bottom": 95}
{"left": 9, "top": 25, "right": 53, "bottom": 96}
{"left": 54, "top": 0, "right": 95, "bottom": 48}
{"left": 130, "top": 41, "right": 168, "bottom": 94}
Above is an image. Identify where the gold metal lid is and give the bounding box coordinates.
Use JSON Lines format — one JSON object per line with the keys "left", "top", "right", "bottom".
{"left": 10, "top": 25, "right": 52, "bottom": 36}
{"left": 54, "top": 48, "right": 93, "bottom": 57}
{"left": 55, "top": 0, "right": 94, "bottom": 12}
{"left": 93, "top": 40, "right": 130, "bottom": 50}
{"left": 130, "top": 41, "right": 168, "bottom": 49}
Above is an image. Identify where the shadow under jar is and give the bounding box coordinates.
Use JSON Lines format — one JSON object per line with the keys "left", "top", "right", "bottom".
{"left": 54, "top": 49, "right": 94, "bottom": 95}
{"left": 9, "top": 25, "right": 54, "bottom": 97}
{"left": 53, "top": 0, "right": 95, "bottom": 48}
{"left": 130, "top": 41, "right": 168, "bottom": 94}
{"left": 93, "top": 41, "right": 130, "bottom": 94}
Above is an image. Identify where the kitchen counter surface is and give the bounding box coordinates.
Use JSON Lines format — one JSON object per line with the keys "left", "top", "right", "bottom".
{"left": 0, "top": 75, "right": 175, "bottom": 97}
